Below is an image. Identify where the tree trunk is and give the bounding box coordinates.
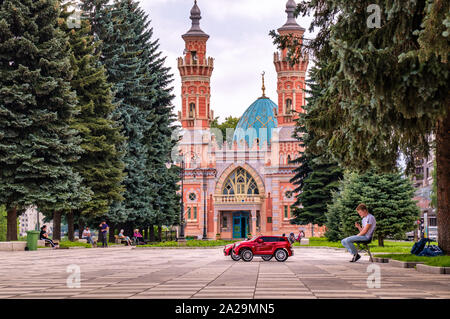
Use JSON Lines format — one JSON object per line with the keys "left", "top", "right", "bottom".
{"left": 78, "top": 219, "right": 85, "bottom": 240}
{"left": 53, "top": 211, "right": 62, "bottom": 241}
{"left": 67, "top": 211, "right": 74, "bottom": 241}
{"left": 6, "top": 207, "right": 18, "bottom": 241}
{"left": 377, "top": 235, "right": 384, "bottom": 247}
{"left": 109, "top": 222, "right": 115, "bottom": 243}
{"left": 124, "top": 222, "right": 133, "bottom": 239}
{"left": 158, "top": 225, "right": 162, "bottom": 242}
{"left": 149, "top": 224, "right": 155, "bottom": 242}
{"left": 436, "top": 112, "right": 450, "bottom": 255}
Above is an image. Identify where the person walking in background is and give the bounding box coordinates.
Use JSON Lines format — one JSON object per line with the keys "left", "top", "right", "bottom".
{"left": 40, "top": 225, "right": 57, "bottom": 248}
{"left": 99, "top": 221, "right": 109, "bottom": 248}
{"left": 297, "top": 230, "right": 305, "bottom": 243}
{"left": 341, "top": 203, "right": 376, "bottom": 262}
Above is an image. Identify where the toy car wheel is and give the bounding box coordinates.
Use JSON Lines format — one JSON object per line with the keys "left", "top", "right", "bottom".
{"left": 261, "top": 255, "right": 272, "bottom": 261}
{"left": 231, "top": 251, "right": 241, "bottom": 261}
{"left": 241, "top": 249, "right": 253, "bottom": 262}
{"left": 274, "top": 249, "right": 288, "bottom": 262}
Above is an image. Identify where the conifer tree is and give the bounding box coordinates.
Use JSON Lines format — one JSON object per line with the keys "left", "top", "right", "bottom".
{"left": 132, "top": 2, "right": 178, "bottom": 230}
{"left": 61, "top": 3, "right": 126, "bottom": 236}
{"left": 80, "top": 0, "right": 179, "bottom": 232}
{"left": 290, "top": 69, "right": 343, "bottom": 226}
{"left": 0, "top": 0, "right": 89, "bottom": 240}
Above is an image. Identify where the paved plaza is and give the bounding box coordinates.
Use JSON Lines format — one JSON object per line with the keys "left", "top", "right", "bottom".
{"left": 0, "top": 246, "right": 449, "bottom": 299}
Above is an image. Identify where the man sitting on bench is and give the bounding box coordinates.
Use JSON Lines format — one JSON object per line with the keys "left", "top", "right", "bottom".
{"left": 40, "top": 225, "right": 57, "bottom": 248}
{"left": 341, "top": 203, "right": 376, "bottom": 262}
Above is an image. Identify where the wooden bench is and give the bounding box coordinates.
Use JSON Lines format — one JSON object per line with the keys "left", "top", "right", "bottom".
{"left": 114, "top": 235, "right": 129, "bottom": 245}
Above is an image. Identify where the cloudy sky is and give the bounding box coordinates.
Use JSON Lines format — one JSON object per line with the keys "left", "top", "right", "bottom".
{"left": 141, "top": 0, "right": 315, "bottom": 122}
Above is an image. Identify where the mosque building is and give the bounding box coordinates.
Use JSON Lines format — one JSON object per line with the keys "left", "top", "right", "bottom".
{"left": 176, "top": 0, "right": 326, "bottom": 240}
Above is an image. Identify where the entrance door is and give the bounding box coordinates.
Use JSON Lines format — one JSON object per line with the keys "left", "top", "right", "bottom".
{"left": 232, "top": 212, "right": 249, "bottom": 239}
{"left": 233, "top": 215, "right": 241, "bottom": 239}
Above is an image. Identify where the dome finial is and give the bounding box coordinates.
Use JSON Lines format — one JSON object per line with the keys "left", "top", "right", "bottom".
{"left": 183, "top": 0, "right": 209, "bottom": 38}
{"left": 260, "top": 71, "right": 267, "bottom": 99}
{"left": 279, "top": 0, "right": 305, "bottom": 32}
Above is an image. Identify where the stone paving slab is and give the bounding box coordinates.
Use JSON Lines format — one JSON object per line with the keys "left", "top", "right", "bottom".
{"left": 0, "top": 247, "right": 449, "bottom": 299}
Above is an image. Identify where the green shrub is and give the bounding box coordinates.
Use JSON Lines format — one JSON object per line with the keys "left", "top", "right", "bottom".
{"left": 0, "top": 206, "right": 6, "bottom": 241}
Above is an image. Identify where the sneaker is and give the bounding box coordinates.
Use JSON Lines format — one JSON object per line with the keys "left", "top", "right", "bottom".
{"left": 350, "top": 254, "right": 361, "bottom": 262}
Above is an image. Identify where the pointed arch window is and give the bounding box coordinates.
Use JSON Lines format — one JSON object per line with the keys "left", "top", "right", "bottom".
{"left": 222, "top": 167, "right": 259, "bottom": 196}
{"left": 285, "top": 99, "right": 292, "bottom": 114}
{"left": 189, "top": 103, "right": 196, "bottom": 118}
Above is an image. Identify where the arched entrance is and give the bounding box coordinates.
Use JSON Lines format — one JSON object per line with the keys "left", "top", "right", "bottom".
{"left": 214, "top": 164, "right": 264, "bottom": 239}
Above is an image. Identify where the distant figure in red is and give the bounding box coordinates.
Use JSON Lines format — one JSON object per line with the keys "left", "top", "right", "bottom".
{"left": 133, "top": 229, "right": 145, "bottom": 245}
{"left": 297, "top": 230, "right": 305, "bottom": 243}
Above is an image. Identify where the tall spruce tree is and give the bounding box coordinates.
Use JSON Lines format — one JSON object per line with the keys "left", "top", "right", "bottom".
{"left": 0, "top": 0, "right": 90, "bottom": 240}
{"left": 100, "top": 0, "right": 154, "bottom": 231}
{"left": 290, "top": 69, "right": 343, "bottom": 226}
{"left": 326, "top": 171, "right": 420, "bottom": 246}
{"left": 132, "top": 2, "right": 178, "bottom": 232}
{"left": 80, "top": 0, "right": 179, "bottom": 232}
{"left": 61, "top": 3, "right": 126, "bottom": 236}
{"left": 273, "top": 0, "right": 450, "bottom": 253}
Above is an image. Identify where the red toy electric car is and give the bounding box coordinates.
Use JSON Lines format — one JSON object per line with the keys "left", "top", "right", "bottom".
{"left": 223, "top": 235, "right": 293, "bottom": 262}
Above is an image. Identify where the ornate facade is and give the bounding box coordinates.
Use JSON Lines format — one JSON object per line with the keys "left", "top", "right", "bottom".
{"left": 176, "top": 1, "right": 326, "bottom": 239}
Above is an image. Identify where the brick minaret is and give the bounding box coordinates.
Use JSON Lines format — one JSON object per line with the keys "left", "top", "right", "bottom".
{"left": 178, "top": 0, "right": 214, "bottom": 130}
{"left": 274, "top": 0, "right": 308, "bottom": 127}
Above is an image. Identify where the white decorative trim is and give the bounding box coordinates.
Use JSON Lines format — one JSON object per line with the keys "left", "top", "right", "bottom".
{"left": 182, "top": 76, "right": 211, "bottom": 82}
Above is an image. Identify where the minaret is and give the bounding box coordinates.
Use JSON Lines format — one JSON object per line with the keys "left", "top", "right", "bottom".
{"left": 274, "top": 0, "right": 308, "bottom": 126}
{"left": 178, "top": 1, "right": 214, "bottom": 129}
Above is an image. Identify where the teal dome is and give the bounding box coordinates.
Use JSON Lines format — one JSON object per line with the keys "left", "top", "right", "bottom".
{"left": 233, "top": 97, "right": 278, "bottom": 147}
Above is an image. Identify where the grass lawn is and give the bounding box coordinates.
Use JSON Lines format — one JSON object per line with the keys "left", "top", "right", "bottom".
{"left": 292, "top": 237, "right": 439, "bottom": 254}
{"left": 37, "top": 241, "right": 92, "bottom": 248}
{"left": 138, "top": 240, "right": 239, "bottom": 247}
{"left": 58, "top": 241, "right": 92, "bottom": 248}
{"left": 373, "top": 253, "right": 450, "bottom": 267}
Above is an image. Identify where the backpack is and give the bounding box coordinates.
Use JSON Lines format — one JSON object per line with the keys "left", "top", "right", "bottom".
{"left": 411, "top": 238, "right": 431, "bottom": 255}
{"left": 418, "top": 242, "right": 444, "bottom": 257}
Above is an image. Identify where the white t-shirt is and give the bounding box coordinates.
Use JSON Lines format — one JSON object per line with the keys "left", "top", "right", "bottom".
{"left": 362, "top": 214, "right": 376, "bottom": 239}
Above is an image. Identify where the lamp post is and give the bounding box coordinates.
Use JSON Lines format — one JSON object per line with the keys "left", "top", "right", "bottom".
{"left": 166, "top": 158, "right": 186, "bottom": 243}
{"left": 193, "top": 169, "right": 208, "bottom": 240}
{"left": 192, "top": 168, "right": 217, "bottom": 240}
